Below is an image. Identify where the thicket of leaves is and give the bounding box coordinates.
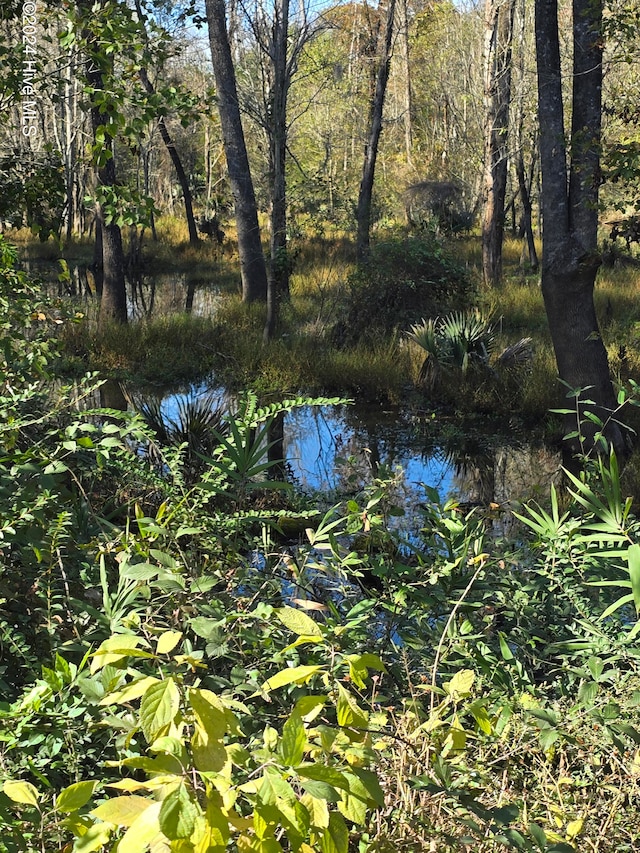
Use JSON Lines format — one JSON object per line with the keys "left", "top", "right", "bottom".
{"left": 1, "top": 239, "right": 640, "bottom": 852}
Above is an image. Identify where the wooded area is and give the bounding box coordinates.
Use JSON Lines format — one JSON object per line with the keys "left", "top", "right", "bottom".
{"left": 2, "top": 1, "right": 640, "bottom": 851}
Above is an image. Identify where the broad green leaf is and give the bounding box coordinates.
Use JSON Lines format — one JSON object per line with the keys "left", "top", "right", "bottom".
{"left": 276, "top": 607, "right": 322, "bottom": 637}
{"left": 156, "top": 631, "right": 183, "bottom": 655}
{"left": 140, "top": 679, "right": 180, "bottom": 743}
{"left": 260, "top": 665, "right": 324, "bottom": 693}
{"left": 348, "top": 768, "right": 385, "bottom": 807}
{"left": 190, "top": 688, "right": 229, "bottom": 772}
{"left": 91, "top": 795, "right": 152, "bottom": 826}
{"left": 299, "top": 779, "right": 340, "bottom": 802}
{"left": 319, "top": 811, "right": 349, "bottom": 853}
{"left": 528, "top": 821, "right": 547, "bottom": 850}
{"left": 90, "top": 635, "right": 152, "bottom": 673}
{"left": 301, "top": 792, "right": 330, "bottom": 829}
{"left": 159, "top": 783, "right": 198, "bottom": 840}
{"left": 337, "top": 790, "right": 367, "bottom": 824}
{"left": 100, "top": 676, "right": 160, "bottom": 706}
{"left": 73, "top": 822, "right": 113, "bottom": 852}
{"left": 297, "top": 765, "right": 350, "bottom": 791}
{"left": 3, "top": 780, "right": 40, "bottom": 806}
{"left": 444, "top": 669, "right": 475, "bottom": 696}
{"left": 279, "top": 712, "right": 306, "bottom": 766}
{"left": 346, "top": 653, "right": 386, "bottom": 688}
{"left": 294, "top": 695, "right": 327, "bottom": 722}
{"left": 336, "top": 685, "right": 368, "bottom": 732}
{"left": 56, "top": 780, "right": 97, "bottom": 813}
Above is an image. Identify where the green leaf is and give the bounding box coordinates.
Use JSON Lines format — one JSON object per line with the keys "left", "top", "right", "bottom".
{"left": 319, "top": 811, "right": 349, "bottom": 853}
{"left": 279, "top": 712, "right": 306, "bottom": 766}
{"left": 276, "top": 606, "right": 323, "bottom": 637}
{"left": 156, "top": 630, "right": 183, "bottom": 655}
{"left": 118, "top": 800, "right": 163, "bottom": 853}
{"left": 260, "top": 664, "right": 324, "bottom": 693}
{"left": 91, "top": 795, "right": 152, "bottom": 826}
{"left": 444, "top": 669, "right": 475, "bottom": 696}
{"left": 159, "top": 783, "right": 197, "bottom": 840}
{"left": 56, "top": 780, "right": 97, "bottom": 813}
{"left": 627, "top": 543, "right": 640, "bottom": 615}
{"left": 529, "top": 821, "right": 548, "bottom": 850}
{"left": 140, "top": 678, "right": 180, "bottom": 743}
{"left": 72, "top": 822, "right": 113, "bottom": 852}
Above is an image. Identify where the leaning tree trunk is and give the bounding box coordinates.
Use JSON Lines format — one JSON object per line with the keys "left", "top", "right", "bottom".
{"left": 535, "top": 0, "right": 629, "bottom": 460}
{"left": 355, "top": 0, "right": 396, "bottom": 265}
{"left": 205, "top": 0, "right": 267, "bottom": 303}
{"left": 138, "top": 69, "right": 200, "bottom": 246}
{"left": 482, "top": 0, "right": 516, "bottom": 286}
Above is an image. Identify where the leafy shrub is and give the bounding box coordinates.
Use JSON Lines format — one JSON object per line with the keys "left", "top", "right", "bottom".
{"left": 335, "top": 235, "right": 475, "bottom": 344}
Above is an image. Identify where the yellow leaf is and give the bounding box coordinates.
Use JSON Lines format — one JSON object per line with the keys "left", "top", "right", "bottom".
{"left": 91, "top": 795, "right": 152, "bottom": 827}
{"left": 445, "top": 669, "right": 474, "bottom": 697}
{"left": 100, "top": 676, "right": 160, "bottom": 706}
{"left": 3, "top": 780, "right": 40, "bottom": 807}
{"left": 156, "top": 631, "right": 183, "bottom": 655}
{"left": 119, "top": 801, "right": 165, "bottom": 853}
{"left": 566, "top": 818, "right": 584, "bottom": 840}
{"left": 106, "top": 780, "right": 152, "bottom": 793}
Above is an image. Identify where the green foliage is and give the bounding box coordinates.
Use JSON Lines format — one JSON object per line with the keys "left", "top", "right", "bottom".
{"left": 407, "top": 309, "right": 496, "bottom": 390}
{"left": 337, "top": 235, "right": 475, "bottom": 344}
{"left": 3, "top": 245, "right": 640, "bottom": 852}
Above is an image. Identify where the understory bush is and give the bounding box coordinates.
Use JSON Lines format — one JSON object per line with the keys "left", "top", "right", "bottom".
{"left": 335, "top": 235, "right": 475, "bottom": 344}
{"left": 2, "top": 238, "right": 640, "bottom": 852}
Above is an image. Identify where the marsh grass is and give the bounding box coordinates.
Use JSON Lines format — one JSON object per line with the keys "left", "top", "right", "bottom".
{"left": 45, "top": 223, "right": 640, "bottom": 428}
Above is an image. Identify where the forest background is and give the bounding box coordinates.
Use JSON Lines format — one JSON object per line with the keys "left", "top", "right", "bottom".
{"left": 2, "top": 1, "right": 640, "bottom": 852}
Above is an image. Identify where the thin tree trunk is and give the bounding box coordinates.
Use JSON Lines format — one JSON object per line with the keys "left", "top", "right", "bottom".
{"left": 264, "top": 0, "right": 291, "bottom": 342}
{"left": 482, "top": 0, "right": 516, "bottom": 286}
{"left": 138, "top": 67, "right": 200, "bottom": 245}
{"left": 356, "top": 0, "right": 396, "bottom": 264}
{"left": 205, "top": 0, "right": 267, "bottom": 303}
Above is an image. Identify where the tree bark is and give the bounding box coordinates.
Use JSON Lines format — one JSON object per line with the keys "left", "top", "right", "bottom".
{"left": 80, "top": 0, "right": 127, "bottom": 325}
{"left": 264, "top": 0, "right": 292, "bottom": 342}
{"left": 356, "top": 0, "right": 396, "bottom": 265}
{"left": 205, "top": 0, "right": 267, "bottom": 303}
{"left": 482, "top": 0, "right": 516, "bottom": 286}
{"left": 535, "top": 0, "right": 628, "bottom": 459}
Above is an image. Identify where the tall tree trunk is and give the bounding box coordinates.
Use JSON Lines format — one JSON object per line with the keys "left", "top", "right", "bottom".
{"left": 80, "top": 1, "right": 127, "bottom": 325}
{"left": 356, "top": 0, "right": 396, "bottom": 264}
{"left": 264, "top": 0, "right": 291, "bottom": 342}
{"left": 397, "top": 0, "right": 413, "bottom": 165}
{"left": 482, "top": 0, "right": 516, "bottom": 286}
{"left": 205, "top": 0, "right": 267, "bottom": 303}
{"left": 535, "top": 0, "right": 628, "bottom": 459}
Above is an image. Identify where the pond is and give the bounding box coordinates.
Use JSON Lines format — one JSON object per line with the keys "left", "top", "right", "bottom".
{"left": 32, "top": 258, "right": 561, "bottom": 529}
{"left": 136, "top": 382, "right": 561, "bottom": 540}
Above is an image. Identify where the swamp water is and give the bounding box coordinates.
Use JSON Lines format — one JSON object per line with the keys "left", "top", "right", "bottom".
{"left": 34, "top": 259, "right": 561, "bottom": 536}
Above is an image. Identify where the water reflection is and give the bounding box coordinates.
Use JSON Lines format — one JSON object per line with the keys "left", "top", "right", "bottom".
{"left": 151, "top": 386, "right": 561, "bottom": 526}
{"left": 25, "top": 259, "right": 223, "bottom": 320}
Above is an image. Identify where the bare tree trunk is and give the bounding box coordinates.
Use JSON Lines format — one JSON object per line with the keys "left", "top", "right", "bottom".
{"left": 79, "top": 0, "right": 127, "bottom": 325}
{"left": 482, "top": 0, "right": 516, "bottom": 286}
{"left": 535, "top": 0, "right": 629, "bottom": 459}
{"left": 138, "top": 67, "right": 200, "bottom": 246}
{"left": 205, "top": 0, "right": 267, "bottom": 303}
{"left": 264, "top": 0, "right": 291, "bottom": 342}
{"left": 397, "top": 0, "right": 412, "bottom": 165}
{"left": 356, "top": 0, "right": 396, "bottom": 264}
